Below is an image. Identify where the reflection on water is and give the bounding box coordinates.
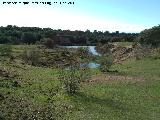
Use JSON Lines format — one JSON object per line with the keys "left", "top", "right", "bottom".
{"left": 63, "top": 46, "right": 100, "bottom": 56}
{"left": 88, "top": 46, "right": 100, "bottom": 56}
{"left": 61, "top": 46, "right": 100, "bottom": 68}
{"left": 88, "top": 62, "right": 100, "bottom": 68}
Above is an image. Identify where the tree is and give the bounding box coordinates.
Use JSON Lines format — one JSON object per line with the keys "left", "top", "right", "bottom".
{"left": 0, "top": 35, "right": 10, "bottom": 44}
{"left": 96, "top": 43, "right": 114, "bottom": 72}
{"left": 41, "top": 38, "right": 56, "bottom": 48}
{"left": 99, "top": 55, "right": 113, "bottom": 72}
{"left": 58, "top": 50, "right": 91, "bottom": 95}
{"left": 137, "top": 25, "right": 160, "bottom": 47}
{"left": 21, "top": 32, "right": 41, "bottom": 44}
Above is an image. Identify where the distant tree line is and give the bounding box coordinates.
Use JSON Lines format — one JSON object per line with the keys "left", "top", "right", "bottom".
{"left": 0, "top": 25, "right": 138, "bottom": 45}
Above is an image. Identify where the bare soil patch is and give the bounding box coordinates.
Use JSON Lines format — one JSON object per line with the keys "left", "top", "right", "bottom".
{"left": 88, "top": 74, "right": 145, "bottom": 83}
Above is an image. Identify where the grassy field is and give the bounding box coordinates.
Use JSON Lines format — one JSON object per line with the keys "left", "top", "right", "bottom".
{"left": 0, "top": 45, "right": 160, "bottom": 120}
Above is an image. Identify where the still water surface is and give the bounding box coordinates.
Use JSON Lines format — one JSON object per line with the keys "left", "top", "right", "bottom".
{"left": 61, "top": 46, "right": 100, "bottom": 68}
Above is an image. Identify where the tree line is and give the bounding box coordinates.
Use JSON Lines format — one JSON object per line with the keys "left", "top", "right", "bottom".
{"left": 0, "top": 25, "right": 138, "bottom": 45}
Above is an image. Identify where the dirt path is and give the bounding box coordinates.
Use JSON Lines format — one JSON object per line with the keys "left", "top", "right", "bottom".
{"left": 88, "top": 74, "right": 145, "bottom": 83}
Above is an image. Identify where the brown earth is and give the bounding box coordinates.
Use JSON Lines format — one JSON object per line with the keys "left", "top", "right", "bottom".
{"left": 88, "top": 74, "right": 145, "bottom": 83}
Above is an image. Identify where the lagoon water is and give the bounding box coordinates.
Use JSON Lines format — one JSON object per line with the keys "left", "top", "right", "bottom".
{"left": 61, "top": 46, "right": 100, "bottom": 68}
{"left": 88, "top": 62, "right": 100, "bottom": 68}
{"left": 64, "top": 46, "right": 100, "bottom": 56}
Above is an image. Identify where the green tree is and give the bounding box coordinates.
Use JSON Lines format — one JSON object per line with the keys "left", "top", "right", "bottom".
{"left": 59, "top": 52, "right": 91, "bottom": 95}
{"left": 137, "top": 25, "right": 160, "bottom": 47}
{"left": 41, "top": 38, "right": 56, "bottom": 48}
{"left": 21, "top": 32, "right": 41, "bottom": 44}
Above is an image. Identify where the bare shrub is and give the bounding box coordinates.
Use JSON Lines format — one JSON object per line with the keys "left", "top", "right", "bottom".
{"left": 21, "top": 48, "right": 40, "bottom": 66}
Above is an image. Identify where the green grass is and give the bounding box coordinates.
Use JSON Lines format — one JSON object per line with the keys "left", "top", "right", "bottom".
{"left": 0, "top": 45, "right": 160, "bottom": 120}
{"left": 111, "top": 58, "right": 160, "bottom": 79}
{"left": 70, "top": 82, "right": 160, "bottom": 120}
{"left": 68, "top": 57, "right": 160, "bottom": 120}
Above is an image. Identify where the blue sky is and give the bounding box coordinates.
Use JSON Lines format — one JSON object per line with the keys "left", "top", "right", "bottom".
{"left": 78, "top": 0, "right": 160, "bottom": 25}
{"left": 0, "top": 0, "right": 159, "bottom": 32}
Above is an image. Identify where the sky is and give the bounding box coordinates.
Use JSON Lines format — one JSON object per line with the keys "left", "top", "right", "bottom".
{"left": 0, "top": 0, "right": 160, "bottom": 33}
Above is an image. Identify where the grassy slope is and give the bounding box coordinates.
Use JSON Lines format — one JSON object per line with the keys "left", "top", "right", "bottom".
{"left": 69, "top": 58, "right": 160, "bottom": 120}
{"left": 0, "top": 45, "right": 160, "bottom": 120}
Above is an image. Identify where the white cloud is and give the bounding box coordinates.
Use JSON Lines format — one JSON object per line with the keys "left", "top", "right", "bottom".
{"left": 0, "top": 6, "right": 149, "bottom": 32}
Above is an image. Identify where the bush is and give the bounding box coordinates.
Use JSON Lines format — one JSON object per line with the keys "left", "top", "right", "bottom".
{"left": 151, "top": 48, "right": 160, "bottom": 59}
{"left": 133, "top": 43, "right": 152, "bottom": 60}
{"left": 0, "top": 45, "right": 12, "bottom": 57}
{"left": 97, "top": 44, "right": 114, "bottom": 72}
{"left": 41, "top": 38, "right": 56, "bottom": 48}
{"left": 0, "top": 96, "right": 68, "bottom": 120}
{"left": 99, "top": 55, "right": 113, "bottom": 72}
{"left": 76, "top": 47, "right": 90, "bottom": 59}
{"left": 59, "top": 54, "right": 91, "bottom": 95}
{"left": 21, "top": 48, "right": 41, "bottom": 66}
{"left": 96, "top": 43, "right": 113, "bottom": 55}
{"left": 59, "top": 60, "right": 81, "bottom": 95}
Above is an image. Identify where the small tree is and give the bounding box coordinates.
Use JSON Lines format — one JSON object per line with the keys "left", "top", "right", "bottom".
{"left": 59, "top": 52, "right": 91, "bottom": 95}
{"left": 99, "top": 55, "right": 113, "bottom": 72}
{"left": 97, "top": 44, "right": 114, "bottom": 72}
{"left": 41, "top": 38, "right": 56, "bottom": 48}
{"left": 21, "top": 48, "right": 41, "bottom": 66}
{"left": 76, "top": 47, "right": 92, "bottom": 62}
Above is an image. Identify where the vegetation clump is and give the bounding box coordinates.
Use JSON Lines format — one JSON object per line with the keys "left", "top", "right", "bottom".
{"left": 21, "top": 48, "right": 41, "bottom": 66}
{"left": 96, "top": 43, "right": 114, "bottom": 72}
{"left": 137, "top": 25, "right": 160, "bottom": 47}
{"left": 0, "top": 96, "right": 57, "bottom": 120}
{"left": 40, "top": 38, "right": 57, "bottom": 49}
{"left": 99, "top": 55, "right": 114, "bottom": 72}
{"left": 0, "top": 45, "right": 12, "bottom": 61}
{"left": 59, "top": 51, "right": 91, "bottom": 95}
